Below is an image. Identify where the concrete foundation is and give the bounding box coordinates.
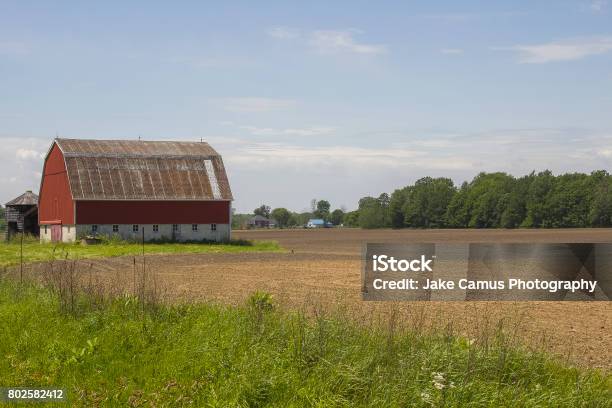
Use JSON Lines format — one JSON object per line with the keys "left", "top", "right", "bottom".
{"left": 40, "top": 223, "right": 230, "bottom": 243}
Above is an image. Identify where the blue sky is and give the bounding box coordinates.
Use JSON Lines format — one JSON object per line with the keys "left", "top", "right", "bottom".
{"left": 1, "top": 1, "right": 611, "bottom": 212}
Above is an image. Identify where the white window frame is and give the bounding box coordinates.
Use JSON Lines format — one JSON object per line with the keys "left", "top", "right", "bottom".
{"left": 153, "top": 224, "right": 159, "bottom": 233}
{"left": 211, "top": 223, "right": 217, "bottom": 231}
{"left": 133, "top": 224, "right": 139, "bottom": 233}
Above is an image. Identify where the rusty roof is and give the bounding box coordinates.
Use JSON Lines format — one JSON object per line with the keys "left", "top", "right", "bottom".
{"left": 54, "top": 138, "right": 233, "bottom": 201}
{"left": 6, "top": 190, "right": 39, "bottom": 206}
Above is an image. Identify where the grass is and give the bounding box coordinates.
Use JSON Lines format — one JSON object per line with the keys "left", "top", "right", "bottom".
{"left": 0, "top": 280, "right": 609, "bottom": 407}
{"left": 0, "top": 235, "right": 281, "bottom": 267}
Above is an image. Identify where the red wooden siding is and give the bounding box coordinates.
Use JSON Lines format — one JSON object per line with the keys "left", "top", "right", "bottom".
{"left": 75, "top": 200, "right": 231, "bottom": 224}
{"left": 39, "top": 143, "right": 75, "bottom": 225}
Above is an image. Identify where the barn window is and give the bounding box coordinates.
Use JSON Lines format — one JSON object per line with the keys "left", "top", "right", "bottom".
{"left": 172, "top": 224, "right": 180, "bottom": 232}
{"left": 113, "top": 225, "right": 119, "bottom": 233}
{"left": 133, "top": 224, "right": 139, "bottom": 232}
{"left": 192, "top": 224, "right": 198, "bottom": 231}
{"left": 44, "top": 225, "right": 48, "bottom": 234}
{"left": 153, "top": 224, "right": 159, "bottom": 233}
{"left": 211, "top": 223, "right": 217, "bottom": 231}
{"left": 91, "top": 225, "right": 98, "bottom": 233}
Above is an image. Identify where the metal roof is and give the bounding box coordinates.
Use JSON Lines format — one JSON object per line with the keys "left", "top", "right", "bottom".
{"left": 53, "top": 138, "right": 233, "bottom": 201}
{"left": 6, "top": 190, "right": 39, "bottom": 206}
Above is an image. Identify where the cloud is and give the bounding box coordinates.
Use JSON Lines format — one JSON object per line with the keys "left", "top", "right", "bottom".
{"left": 0, "top": 138, "right": 49, "bottom": 204}
{"left": 266, "top": 26, "right": 300, "bottom": 40}
{"left": 16, "top": 148, "right": 43, "bottom": 161}
{"left": 440, "top": 48, "right": 464, "bottom": 55}
{"left": 213, "top": 97, "right": 297, "bottom": 112}
{"left": 239, "top": 125, "right": 335, "bottom": 137}
{"left": 588, "top": 0, "right": 607, "bottom": 12}
{"left": 495, "top": 36, "right": 612, "bottom": 63}
{"left": 309, "top": 30, "right": 387, "bottom": 55}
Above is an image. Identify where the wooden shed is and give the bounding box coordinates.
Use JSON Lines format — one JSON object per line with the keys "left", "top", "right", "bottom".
{"left": 5, "top": 190, "right": 39, "bottom": 240}
{"left": 38, "top": 138, "right": 233, "bottom": 243}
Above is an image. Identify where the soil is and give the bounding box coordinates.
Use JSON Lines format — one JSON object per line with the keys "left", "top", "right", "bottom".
{"left": 26, "top": 228, "right": 612, "bottom": 369}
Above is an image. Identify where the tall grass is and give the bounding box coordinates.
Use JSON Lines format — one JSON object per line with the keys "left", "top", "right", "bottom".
{"left": 0, "top": 235, "right": 281, "bottom": 267}
{"left": 0, "top": 277, "right": 608, "bottom": 407}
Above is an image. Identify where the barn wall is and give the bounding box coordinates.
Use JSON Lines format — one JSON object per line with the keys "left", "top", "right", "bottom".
{"left": 75, "top": 223, "right": 230, "bottom": 242}
{"left": 75, "top": 200, "right": 231, "bottom": 224}
{"left": 40, "top": 224, "right": 76, "bottom": 243}
{"left": 39, "top": 143, "right": 74, "bottom": 225}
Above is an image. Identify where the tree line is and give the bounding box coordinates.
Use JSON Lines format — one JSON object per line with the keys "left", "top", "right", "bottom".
{"left": 349, "top": 170, "right": 612, "bottom": 229}
{"left": 233, "top": 200, "right": 347, "bottom": 229}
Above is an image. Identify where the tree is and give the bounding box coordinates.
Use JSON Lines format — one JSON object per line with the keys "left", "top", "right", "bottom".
{"left": 253, "top": 204, "right": 271, "bottom": 218}
{"left": 270, "top": 208, "right": 291, "bottom": 228}
{"left": 389, "top": 187, "right": 411, "bottom": 228}
{"left": 402, "top": 177, "right": 455, "bottom": 228}
{"left": 590, "top": 173, "right": 612, "bottom": 227}
{"left": 343, "top": 210, "right": 360, "bottom": 227}
{"left": 315, "top": 200, "right": 331, "bottom": 220}
{"left": 330, "top": 209, "right": 345, "bottom": 225}
{"left": 357, "top": 194, "right": 390, "bottom": 229}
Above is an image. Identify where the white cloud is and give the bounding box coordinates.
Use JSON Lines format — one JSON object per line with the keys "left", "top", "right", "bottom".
{"left": 266, "top": 26, "right": 300, "bottom": 40}
{"left": 16, "top": 148, "right": 43, "bottom": 160}
{"left": 496, "top": 36, "right": 612, "bottom": 63}
{"left": 441, "top": 48, "right": 464, "bottom": 55}
{"left": 588, "top": 0, "right": 607, "bottom": 12}
{"left": 309, "top": 30, "right": 387, "bottom": 55}
{"left": 239, "top": 125, "right": 335, "bottom": 137}
{"left": 213, "top": 97, "right": 297, "bottom": 113}
{"left": 0, "top": 138, "right": 48, "bottom": 203}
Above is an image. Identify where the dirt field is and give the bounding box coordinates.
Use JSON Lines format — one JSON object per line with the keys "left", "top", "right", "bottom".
{"left": 24, "top": 228, "right": 612, "bottom": 369}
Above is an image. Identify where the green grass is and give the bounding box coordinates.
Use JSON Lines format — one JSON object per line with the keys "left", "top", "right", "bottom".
{"left": 0, "top": 236, "right": 281, "bottom": 267}
{"left": 0, "top": 281, "right": 609, "bottom": 407}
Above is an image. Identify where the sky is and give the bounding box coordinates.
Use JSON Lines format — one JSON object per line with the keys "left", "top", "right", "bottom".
{"left": 1, "top": 0, "right": 611, "bottom": 213}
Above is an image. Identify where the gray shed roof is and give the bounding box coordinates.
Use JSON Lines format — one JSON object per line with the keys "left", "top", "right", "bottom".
{"left": 6, "top": 190, "right": 39, "bottom": 206}
{"left": 54, "top": 138, "right": 233, "bottom": 201}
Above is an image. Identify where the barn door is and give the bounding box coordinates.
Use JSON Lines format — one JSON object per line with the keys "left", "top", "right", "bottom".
{"left": 51, "top": 225, "right": 62, "bottom": 242}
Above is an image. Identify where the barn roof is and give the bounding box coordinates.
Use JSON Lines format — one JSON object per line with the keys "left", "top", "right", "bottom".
{"left": 53, "top": 138, "right": 233, "bottom": 201}
{"left": 6, "top": 190, "right": 39, "bottom": 206}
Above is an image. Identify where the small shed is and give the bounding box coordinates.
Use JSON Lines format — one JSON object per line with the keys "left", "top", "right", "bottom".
{"left": 5, "top": 190, "right": 39, "bottom": 240}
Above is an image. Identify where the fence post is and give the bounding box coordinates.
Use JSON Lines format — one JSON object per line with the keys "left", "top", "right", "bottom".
{"left": 20, "top": 233, "right": 23, "bottom": 283}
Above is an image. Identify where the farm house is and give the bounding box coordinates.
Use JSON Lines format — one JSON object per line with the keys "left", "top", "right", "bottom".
{"left": 38, "top": 138, "right": 233, "bottom": 243}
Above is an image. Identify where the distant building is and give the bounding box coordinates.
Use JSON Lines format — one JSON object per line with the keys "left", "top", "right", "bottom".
{"left": 306, "top": 218, "right": 329, "bottom": 228}
{"left": 38, "top": 138, "right": 233, "bottom": 243}
{"left": 248, "top": 215, "right": 275, "bottom": 228}
{"left": 5, "top": 190, "right": 39, "bottom": 240}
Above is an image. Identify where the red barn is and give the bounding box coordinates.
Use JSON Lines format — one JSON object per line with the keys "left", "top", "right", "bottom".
{"left": 38, "top": 138, "right": 233, "bottom": 242}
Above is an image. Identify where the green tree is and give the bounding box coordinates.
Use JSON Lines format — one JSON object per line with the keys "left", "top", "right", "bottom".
{"left": 270, "top": 208, "right": 291, "bottom": 228}
{"left": 446, "top": 182, "right": 470, "bottom": 228}
{"left": 389, "top": 187, "right": 411, "bottom": 228}
{"left": 402, "top": 177, "right": 456, "bottom": 228}
{"left": 314, "top": 200, "right": 331, "bottom": 220}
{"left": 357, "top": 194, "right": 390, "bottom": 229}
{"left": 541, "top": 173, "right": 593, "bottom": 227}
{"left": 253, "top": 205, "right": 271, "bottom": 218}
{"left": 330, "top": 209, "right": 345, "bottom": 225}
{"left": 590, "top": 171, "right": 612, "bottom": 227}
{"left": 522, "top": 171, "right": 555, "bottom": 227}
{"left": 343, "top": 210, "right": 360, "bottom": 227}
